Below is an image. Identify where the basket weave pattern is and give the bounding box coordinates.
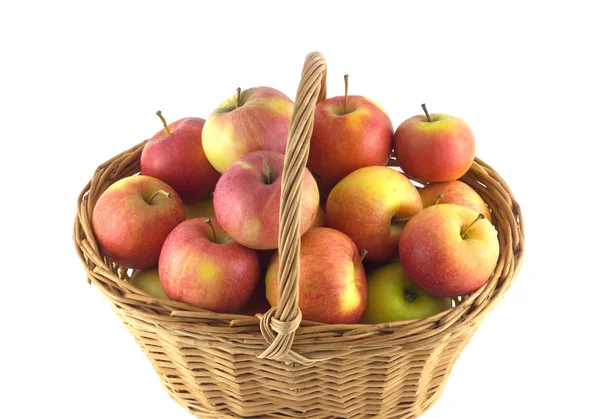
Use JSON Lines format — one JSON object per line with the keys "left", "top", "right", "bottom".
{"left": 74, "top": 52, "right": 524, "bottom": 418}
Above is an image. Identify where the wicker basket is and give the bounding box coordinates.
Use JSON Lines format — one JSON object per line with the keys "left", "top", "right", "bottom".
{"left": 74, "top": 52, "right": 524, "bottom": 419}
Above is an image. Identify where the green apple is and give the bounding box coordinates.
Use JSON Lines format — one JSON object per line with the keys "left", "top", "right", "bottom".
{"left": 361, "top": 263, "right": 451, "bottom": 323}
{"left": 131, "top": 268, "right": 168, "bottom": 299}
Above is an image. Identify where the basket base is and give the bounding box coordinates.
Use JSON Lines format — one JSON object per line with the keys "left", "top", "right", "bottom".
{"left": 161, "top": 376, "right": 450, "bottom": 419}
{"left": 133, "top": 334, "right": 472, "bottom": 419}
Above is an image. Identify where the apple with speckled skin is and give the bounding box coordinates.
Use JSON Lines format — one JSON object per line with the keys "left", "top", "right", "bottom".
{"left": 399, "top": 204, "right": 500, "bottom": 298}
{"left": 131, "top": 269, "right": 168, "bottom": 299}
{"left": 141, "top": 112, "right": 220, "bottom": 204}
{"left": 92, "top": 175, "right": 185, "bottom": 269}
{"left": 308, "top": 75, "right": 393, "bottom": 192}
{"left": 419, "top": 180, "right": 491, "bottom": 222}
{"left": 213, "top": 150, "right": 319, "bottom": 250}
{"left": 202, "top": 86, "right": 294, "bottom": 173}
{"left": 361, "top": 263, "right": 451, "bottom": 323}
{"left": 326, "top": 166, "right": 422, "bottom": 262}
{"left": 394, "top": 104, "right": 476, "bottom": 182}
{"left": 265, "top": 227, "right": 367, "bottom": 324}
{"left": 158, "top": 217, "right": 260, "bottom": 313}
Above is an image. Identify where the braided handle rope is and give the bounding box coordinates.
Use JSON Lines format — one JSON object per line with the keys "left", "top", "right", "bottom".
{"left": 258, "top": 52, "right": 327, "bottom": 364}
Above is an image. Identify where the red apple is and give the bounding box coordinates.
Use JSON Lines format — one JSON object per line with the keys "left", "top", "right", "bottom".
{"left": 92, "top": 175, "right": 185, "bottom": 269}
{"left": 266, "top": 227, "right": 368, "bottom": 324}
{"left": 158, "top": 218, "right": 260, "bottom": 313}
{"left": 308, "top": 75, "right": 393, "bottom": 189}
{"left": 141, "top": 112, "right": 220, "bottom": 204}
{"left": 202, "top": 86, "right": 294, "bottom": 173}
{"left": 326, "top": 166, "right": 422, "bottom": 261}
{"left": 213, "top": 150, "right": 319, "bottom": 249}
{"left": 394, "top": 104, "right": 476, "bottom": 182}
{"left": 398, "top": 204, "right": 500, "bottom": 298}
{"left": 419, "top": 180, "right": 492, "bottom": 222}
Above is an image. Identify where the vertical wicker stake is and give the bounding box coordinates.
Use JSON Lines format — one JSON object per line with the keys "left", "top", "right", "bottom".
{"left": 258, "top": 52, "right": 327, "bottom": 364}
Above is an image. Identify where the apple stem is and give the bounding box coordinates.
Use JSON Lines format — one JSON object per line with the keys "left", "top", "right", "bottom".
{"left": 156, "top": 110, "right": 171, "bottom": 134}
{"left": 461, "top": 213, "right": 485, "bottom": 239}
{"left": 204, "top": 218, "right": 217, "bottom": 242}
{"left": 434, "top": 193, "right": 444, "bottom": 205}
{"left": 236, "top": 87, "right": 241, "bottom": 109}
{"left": 148, "top": 189, "right": 173, "bottom": 204}
{"left": 344, "top": 74, "right": 349, "bottom": 114}
{"left": 355, "top": 249, "right": 368, "bottom": 267}
{"left": 263, "top": 160, "right": 272, "bottom": 184}
{"left": 421, "top": 103, "right": 431, "bottom": 123}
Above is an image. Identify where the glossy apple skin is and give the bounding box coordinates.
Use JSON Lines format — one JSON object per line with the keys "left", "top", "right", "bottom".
{"left": 308, "top": 95, "right": 393, "bottom": 187}
{"left": 202, "top": 86, "right": 294, "bottom": 173}
{"left": 394, "top": 113, "right": 475, "bottom": 182}
{"left": 131, "top": 269, "right": 168, "bottom": 299}
{"left": 419, "top": 180, "right": 492, "bottom": 222}
{"left": 92, "top": 175, "right": 185, "bottom": 269}
{"left": 158, "top": 218, "right": 260, "bottom": 313}
{"left": 361, "top": 263, "right": 451, "bottom": 323}
{"left": 265, "top": 227, "right": 367, "bottom": 324}
{"left": 398, "top": 204, "right": 500, "bottom": 298}
{"left": 213, "top": 151, "right": 319, "bottom": 249}
{"left": 326, "top": 166, "right": 422, "bottom": 261}
{"left": 141, "top": 117, "right": 220, "bottom": 204}
{"left": 184, "top": 196, "right": 215, "bottom": 220}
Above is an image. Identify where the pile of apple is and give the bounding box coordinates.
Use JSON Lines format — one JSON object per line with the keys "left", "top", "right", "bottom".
{"left": 92, "top": 77, "right": 500, "bottom": 324}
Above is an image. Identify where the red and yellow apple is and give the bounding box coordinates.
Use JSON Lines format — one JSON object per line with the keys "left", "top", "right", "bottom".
{"left": 394, "top": 105, "right": 476, "bottom": 182}
{"left": 326, "top": 166, "right": 422, "bottom": 261}
{"left": 308, "top": 75, "right": 393, "bottom": 190}
{"left": 141, "top": 113, "right": 220, "bottom": 204}
{"left": 398, "top": 204, "right": 500, "bottom": 298}
{"left": 361, "top": 263, "right": 451, "bottom": 323}
{"left": 419, "top": 180, "right": 492, "bottom": 222}
{"left": 92, "top": 175, "right": 185, "bottom": 269}
{"left": 202, "top": 86, "right": 294, "bottom": 173}
{"left": 131, "top": 268, "right": 168, "bottom": 299}
{"left": 158, "top": 217, "right": 260, "bottom": 313}
{"left": 213, "top": 150, "right": 319, "bottom": 249}
{"left": 265, "top": 227, "right": 367, "bottom": 324}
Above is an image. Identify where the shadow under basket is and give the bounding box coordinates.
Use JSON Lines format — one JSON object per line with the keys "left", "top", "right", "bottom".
{"left": 73, "top": 52, "right": 524, "bottom": 419}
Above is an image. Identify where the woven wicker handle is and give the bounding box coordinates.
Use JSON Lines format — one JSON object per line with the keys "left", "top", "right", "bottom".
{"left": 258, "top": 52, "right": 327, "bottom": 364}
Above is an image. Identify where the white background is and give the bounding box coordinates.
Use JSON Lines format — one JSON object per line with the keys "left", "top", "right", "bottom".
{"left": 1, "top": 1, "right": 598, "bottom": 418}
